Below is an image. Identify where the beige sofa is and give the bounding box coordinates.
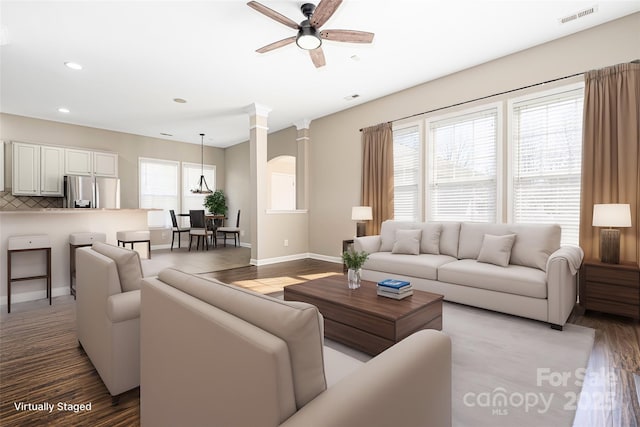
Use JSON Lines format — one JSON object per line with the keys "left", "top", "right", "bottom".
{"left": 355, "top": 221, "right": 584, "bottom": 330}
{"left": 76, "top": 242, "right": 170, "bottom": 403}
{"left": 140, "top": 269, "right": 452, "bottom": 427}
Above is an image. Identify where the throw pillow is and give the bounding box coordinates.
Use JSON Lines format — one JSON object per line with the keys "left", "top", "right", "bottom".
{"left": 418, "top": 223, "right": 442, "bottom": 254}
{"left": 392, "top": 229, "right": 422, "bottom": 255}
{"left": 477, "top": 234, "right": 516, "bottom": 267}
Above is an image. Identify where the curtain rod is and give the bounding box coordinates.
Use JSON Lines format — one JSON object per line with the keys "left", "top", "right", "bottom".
{"left": 359, "top": 71, "right": 584, "bottom": 132}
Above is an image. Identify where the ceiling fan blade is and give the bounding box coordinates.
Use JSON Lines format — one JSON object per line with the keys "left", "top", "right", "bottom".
{"left": 256, "top": 36, "right": 296, "bottom": 53}
{"left": 310, "top": 0, "right": 342, "bottom": 28}
{"left": 309, "top": 48, "right": 326, "bottom": 68}
{"left": 320, "top": 29, "right": 375, "bottom": 43}
{"left": 247, "top": 1, "right": 299, "bottom": 30}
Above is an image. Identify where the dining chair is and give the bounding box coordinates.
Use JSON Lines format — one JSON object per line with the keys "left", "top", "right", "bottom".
{"left": 218, "top": 209, "right": 241, "bottom": 247}
{"left": 170, "top": 210, "right": 190, "bottom": 250}
{"left": 189, "top": 210, "right": 214, "bottom": 251}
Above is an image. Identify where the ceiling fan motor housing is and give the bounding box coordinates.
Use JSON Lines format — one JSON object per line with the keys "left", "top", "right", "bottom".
{"left": 301, "top": 3, "right": 316, "bottom": 18}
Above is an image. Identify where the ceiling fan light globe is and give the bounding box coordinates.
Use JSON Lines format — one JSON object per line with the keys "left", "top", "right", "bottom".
{"left": 296, "top": 26, "right": 321, "bottom": 50}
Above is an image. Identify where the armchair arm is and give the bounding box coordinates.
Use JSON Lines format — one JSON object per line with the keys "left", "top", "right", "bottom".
{"left": 281, "top": 330, "right": 452, "bottom": 427}
{"left": 107, "top": 290, "right": 141, "bottom": 323}
{"left": 354, "top": 235, "right": 381, "bottom": 253}
{"left": 546, "top": 246, "right": 584, "bottom": 327}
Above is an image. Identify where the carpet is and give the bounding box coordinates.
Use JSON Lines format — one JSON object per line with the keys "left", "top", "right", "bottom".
{"left": 322, "top": 302, "right": 595, "bottom": 427}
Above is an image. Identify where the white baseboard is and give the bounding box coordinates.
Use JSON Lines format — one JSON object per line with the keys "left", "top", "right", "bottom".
{"left": 251, "top": 253, "right": 310, "bottom": 266}
{"left": 308, "top": 253, "right": 342, "bottom": 264}
{"left": 250, "top": 252, "right": 342, "bottom": 266}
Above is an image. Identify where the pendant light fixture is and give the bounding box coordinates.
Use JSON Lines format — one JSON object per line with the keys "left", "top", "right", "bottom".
{"left": 191, "top": 133, "right": 213, "bottom": 194}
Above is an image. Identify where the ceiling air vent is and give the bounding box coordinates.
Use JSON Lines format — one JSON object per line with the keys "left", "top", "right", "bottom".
{"left": 560, "top": 6, "right": 598, "bottom": 24}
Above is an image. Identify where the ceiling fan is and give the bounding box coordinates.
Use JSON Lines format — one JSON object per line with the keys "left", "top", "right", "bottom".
{"left": 247, "top": 0, "right": 374, "bottom": 68}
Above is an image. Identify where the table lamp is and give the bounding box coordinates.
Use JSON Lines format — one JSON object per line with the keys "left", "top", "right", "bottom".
{"left": 592, "top": 203, "right": 632, "bottom": 264}
{"left": 352, "top": 206, "right": 373, "bottom": 237}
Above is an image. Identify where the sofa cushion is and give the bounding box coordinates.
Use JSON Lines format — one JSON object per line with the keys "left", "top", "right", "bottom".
{"left": 438, "top": 259, "right": 547, "bottom": 299}
{"left": 418, "top": 223, "right": 442, "bottom": 255}
{"left": 156, "top": 268, "right": 326, "bottom": 409}
{"left": 380, "top": 221, "right": 417, "bottom": 252}
{"left": 392, "top": 229, "right": 422, "bottom": 255}
{"left": 477, "top": 234, "right": 516, "bottom": 267}
{"left": 92, "top": 241, "right": 143, "bottom": 292}
{"left": 435, "top": 222, "right": 461, "bottom": 258}
{"left": 508, "top": 224, "right": 561, "bottom": 271}
{"left": 458, "top": 223, "right": 511, "bottom": 260}
{"left": 365, "top": 252, "right": 457, "bottom": 280}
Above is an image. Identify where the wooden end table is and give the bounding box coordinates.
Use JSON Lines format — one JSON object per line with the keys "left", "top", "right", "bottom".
{"left": 579, "top": 259, "right": 640, "bottom": 320}
{"left": 284, "top": 275, "right": 443, "bottom": 355}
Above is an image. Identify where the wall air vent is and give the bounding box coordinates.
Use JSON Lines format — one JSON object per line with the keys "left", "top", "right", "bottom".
{"left": 560, "top": 6, "right": 598, "bottom": 24}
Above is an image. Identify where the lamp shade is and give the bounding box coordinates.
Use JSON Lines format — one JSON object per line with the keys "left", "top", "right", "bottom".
{"left": 592, "top": 204, "right": 632, "bottom": 227}
{"left": 351, "top": 206, "right": 373, "bottom": 221}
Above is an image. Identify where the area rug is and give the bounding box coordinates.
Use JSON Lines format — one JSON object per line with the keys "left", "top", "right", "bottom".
{"left": 323, "top": 301, "right": 595, "bottom": 427}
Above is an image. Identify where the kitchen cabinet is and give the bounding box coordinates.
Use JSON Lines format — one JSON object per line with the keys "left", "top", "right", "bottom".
{"left": 12, "top": 142, "right": 40, "bottom": 195}
{"left": 64, "top": 148, "right": 92, "bottom": 176}
{"left": 40, "top": 145, "right": 64, "bottom": 196}
{"left": 93, "top": 151, "right": 118, "bottom": 177}
{"left": 12, "top": 142, "right": 65, "bottom": 196}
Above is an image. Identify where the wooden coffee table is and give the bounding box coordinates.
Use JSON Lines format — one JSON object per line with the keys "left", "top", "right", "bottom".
{"left": 284, "top": 275, "right": 443, "bottom": 356}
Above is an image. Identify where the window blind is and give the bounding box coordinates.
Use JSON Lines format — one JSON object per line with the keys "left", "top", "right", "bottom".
{"left": 511, "top": 88, "right": 583, "bottom": 245}
{"left": 393, "top": 125, "right": 420, "bottom": 221}
{"left": 139, "top": 157, "right": 180, "bottom": 227}
{"left": 428, "top": 109, "right": 498, "bottom": 222}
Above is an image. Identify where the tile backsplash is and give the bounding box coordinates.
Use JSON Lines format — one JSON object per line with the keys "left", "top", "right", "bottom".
{"left": 0, "top": 191, "right": 64, "bottom": 210}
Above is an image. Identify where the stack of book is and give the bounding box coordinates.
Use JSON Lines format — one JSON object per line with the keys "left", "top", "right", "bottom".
{"left": 377, "top": 279, "right": 413, "bottom": 300}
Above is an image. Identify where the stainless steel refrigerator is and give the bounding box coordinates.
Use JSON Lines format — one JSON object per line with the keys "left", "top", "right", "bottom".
{"left": 64, "top": 175, "right": 120, "bottom": 208}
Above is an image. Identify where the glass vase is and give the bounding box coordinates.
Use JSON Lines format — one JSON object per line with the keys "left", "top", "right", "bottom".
{"left": 347, "top": 268, "right": 361, "bottom": 289}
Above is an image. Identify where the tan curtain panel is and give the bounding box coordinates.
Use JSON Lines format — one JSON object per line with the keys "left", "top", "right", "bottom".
{"left": 579, "top": 62, "right": 640, "bottom": 265}
{"left": 362, "top": 123, "right": 394, "bottom": 235}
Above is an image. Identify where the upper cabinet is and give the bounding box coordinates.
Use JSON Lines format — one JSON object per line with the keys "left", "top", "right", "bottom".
{"left": 12, "top": 143, "right": 64, "bottom": 196}
{"left": 12, "top": 141, "right": 118, "bottom": 197}
{"left": 40, "top": 145, "right": 64, "bottom": 196}
{"left": 64, "top": 148, "right": 92, "bottom": 176}
{"left": 93, "top": 151, "right": 118, "bottom": 177}
{"left": 64, "top": 148, "right": 118, "bottom": 177}
{"left": 12, "top": 142, "right": 40, "bottom": 196}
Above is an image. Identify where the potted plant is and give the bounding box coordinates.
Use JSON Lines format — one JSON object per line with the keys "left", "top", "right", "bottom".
{"left": 341, "top": 249, "right": 369, "bottom": 289}
{"left": 204, "top": 190, "right": 228, "bottom": 216}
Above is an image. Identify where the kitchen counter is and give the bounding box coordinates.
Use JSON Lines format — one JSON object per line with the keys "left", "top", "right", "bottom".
{"left": 1, "top": 208, "right": 155, "bottom": 309}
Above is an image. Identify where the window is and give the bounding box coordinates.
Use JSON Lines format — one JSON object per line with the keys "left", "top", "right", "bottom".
{"left": 139, "top": 157, "right": 179, "bottom": 227}
{"left": 393, "top": 125, "right": 421, "bottom": 221}
{"left": 510, "top": 86, "right": 583, "bottom": 245}
{"left": 427, "top": 107, "right": 499, "bottom": 222}
{"left": 182, "top": 162, "right": 216, "bottom": 213}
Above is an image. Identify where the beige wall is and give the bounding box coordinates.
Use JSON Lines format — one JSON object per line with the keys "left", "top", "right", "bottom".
{"left": 0, "top": 113, "right": 225, "bottom": 208}
{"left": 224, "top": 140, "right": 250, "bottom": 245}
{"left": 307, "top": 13, "right": 640, "bottom": 258}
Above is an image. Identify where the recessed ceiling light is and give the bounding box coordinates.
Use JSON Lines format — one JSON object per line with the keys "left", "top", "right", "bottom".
{"left": 350, "top": 55, "right": 361, "bottom": 62}
{"left": 344, "top": 94, "right": 360, "bottom": 101}
{"left": 173, "top": 98, "right": 187, "bottom": 104}
{"left": 160, "top": 132, "right": 173, "bottom": 137}
{"left": 64, "top": 61, "right": 83, "bottom": 70}
{"left": 58, "top": 107, "right": 70, "bottom": 113}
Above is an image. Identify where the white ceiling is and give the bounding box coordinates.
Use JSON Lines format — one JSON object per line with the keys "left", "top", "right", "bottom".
{"left": 1, "top": 1, "right": 638, "bottom": 148}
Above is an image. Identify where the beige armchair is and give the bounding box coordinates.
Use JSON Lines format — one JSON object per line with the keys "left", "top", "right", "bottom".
{"left": 76, "top": 242, "right": 143, "bottom": 404}
{"left": 141, "top": 269, "right": 452, "bottom": 427}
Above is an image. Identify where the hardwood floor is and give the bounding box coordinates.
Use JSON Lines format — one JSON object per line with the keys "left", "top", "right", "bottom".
{"left": 1, "top": 255, "right": 638, "bottom": 426}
